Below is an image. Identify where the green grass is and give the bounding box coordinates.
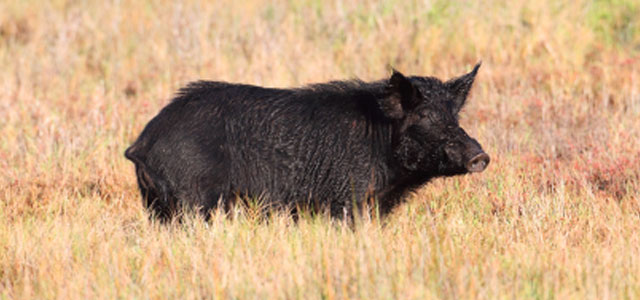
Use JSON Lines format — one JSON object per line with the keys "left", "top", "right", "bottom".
{"left": 588, "top": 0, "right": 640, "bottom": 46}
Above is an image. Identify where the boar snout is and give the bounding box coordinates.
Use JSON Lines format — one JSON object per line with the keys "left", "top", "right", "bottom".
{"left": 466, "top": 152, "right": 490, "bottom": 173}
{"left": 444, "top": 132, "right": 490, "bottom": 174}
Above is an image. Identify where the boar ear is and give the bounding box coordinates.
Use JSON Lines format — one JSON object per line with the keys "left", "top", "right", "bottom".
{"left": 380, "top": 69, "right": 420, "bottom": 119}
{"left": 445, "top": 62, "right": 481, "bottom": 115}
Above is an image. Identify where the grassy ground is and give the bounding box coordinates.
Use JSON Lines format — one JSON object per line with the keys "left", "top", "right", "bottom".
{"left": 1, "top": 0, "right": 639, "bottom": 299}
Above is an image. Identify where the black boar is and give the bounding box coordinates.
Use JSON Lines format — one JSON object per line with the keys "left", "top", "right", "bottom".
{"left": 125, "top": 64, "right": 489, "bottom": 221}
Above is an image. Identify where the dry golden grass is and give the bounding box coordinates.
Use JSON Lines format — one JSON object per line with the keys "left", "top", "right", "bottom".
{"left": 1, "top": 0, "right": 639, "bottom": 299}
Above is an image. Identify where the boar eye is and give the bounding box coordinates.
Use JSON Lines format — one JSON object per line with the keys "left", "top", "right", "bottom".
{"left": 418, "top": 110, "right": 434, "bottom": 119}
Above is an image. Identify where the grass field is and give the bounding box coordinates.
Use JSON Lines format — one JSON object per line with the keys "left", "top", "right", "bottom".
{"left": 1, "top": 0, "right": 639, "bottom": 299}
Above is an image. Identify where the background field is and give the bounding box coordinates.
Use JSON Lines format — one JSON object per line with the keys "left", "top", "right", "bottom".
{"left": 1, "top": 0, "right": 639, "bottom": 299}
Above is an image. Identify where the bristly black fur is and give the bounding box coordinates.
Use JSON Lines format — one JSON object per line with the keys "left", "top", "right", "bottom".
{"left": 125, "top": 64, "right": 488, "bottom": 221}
